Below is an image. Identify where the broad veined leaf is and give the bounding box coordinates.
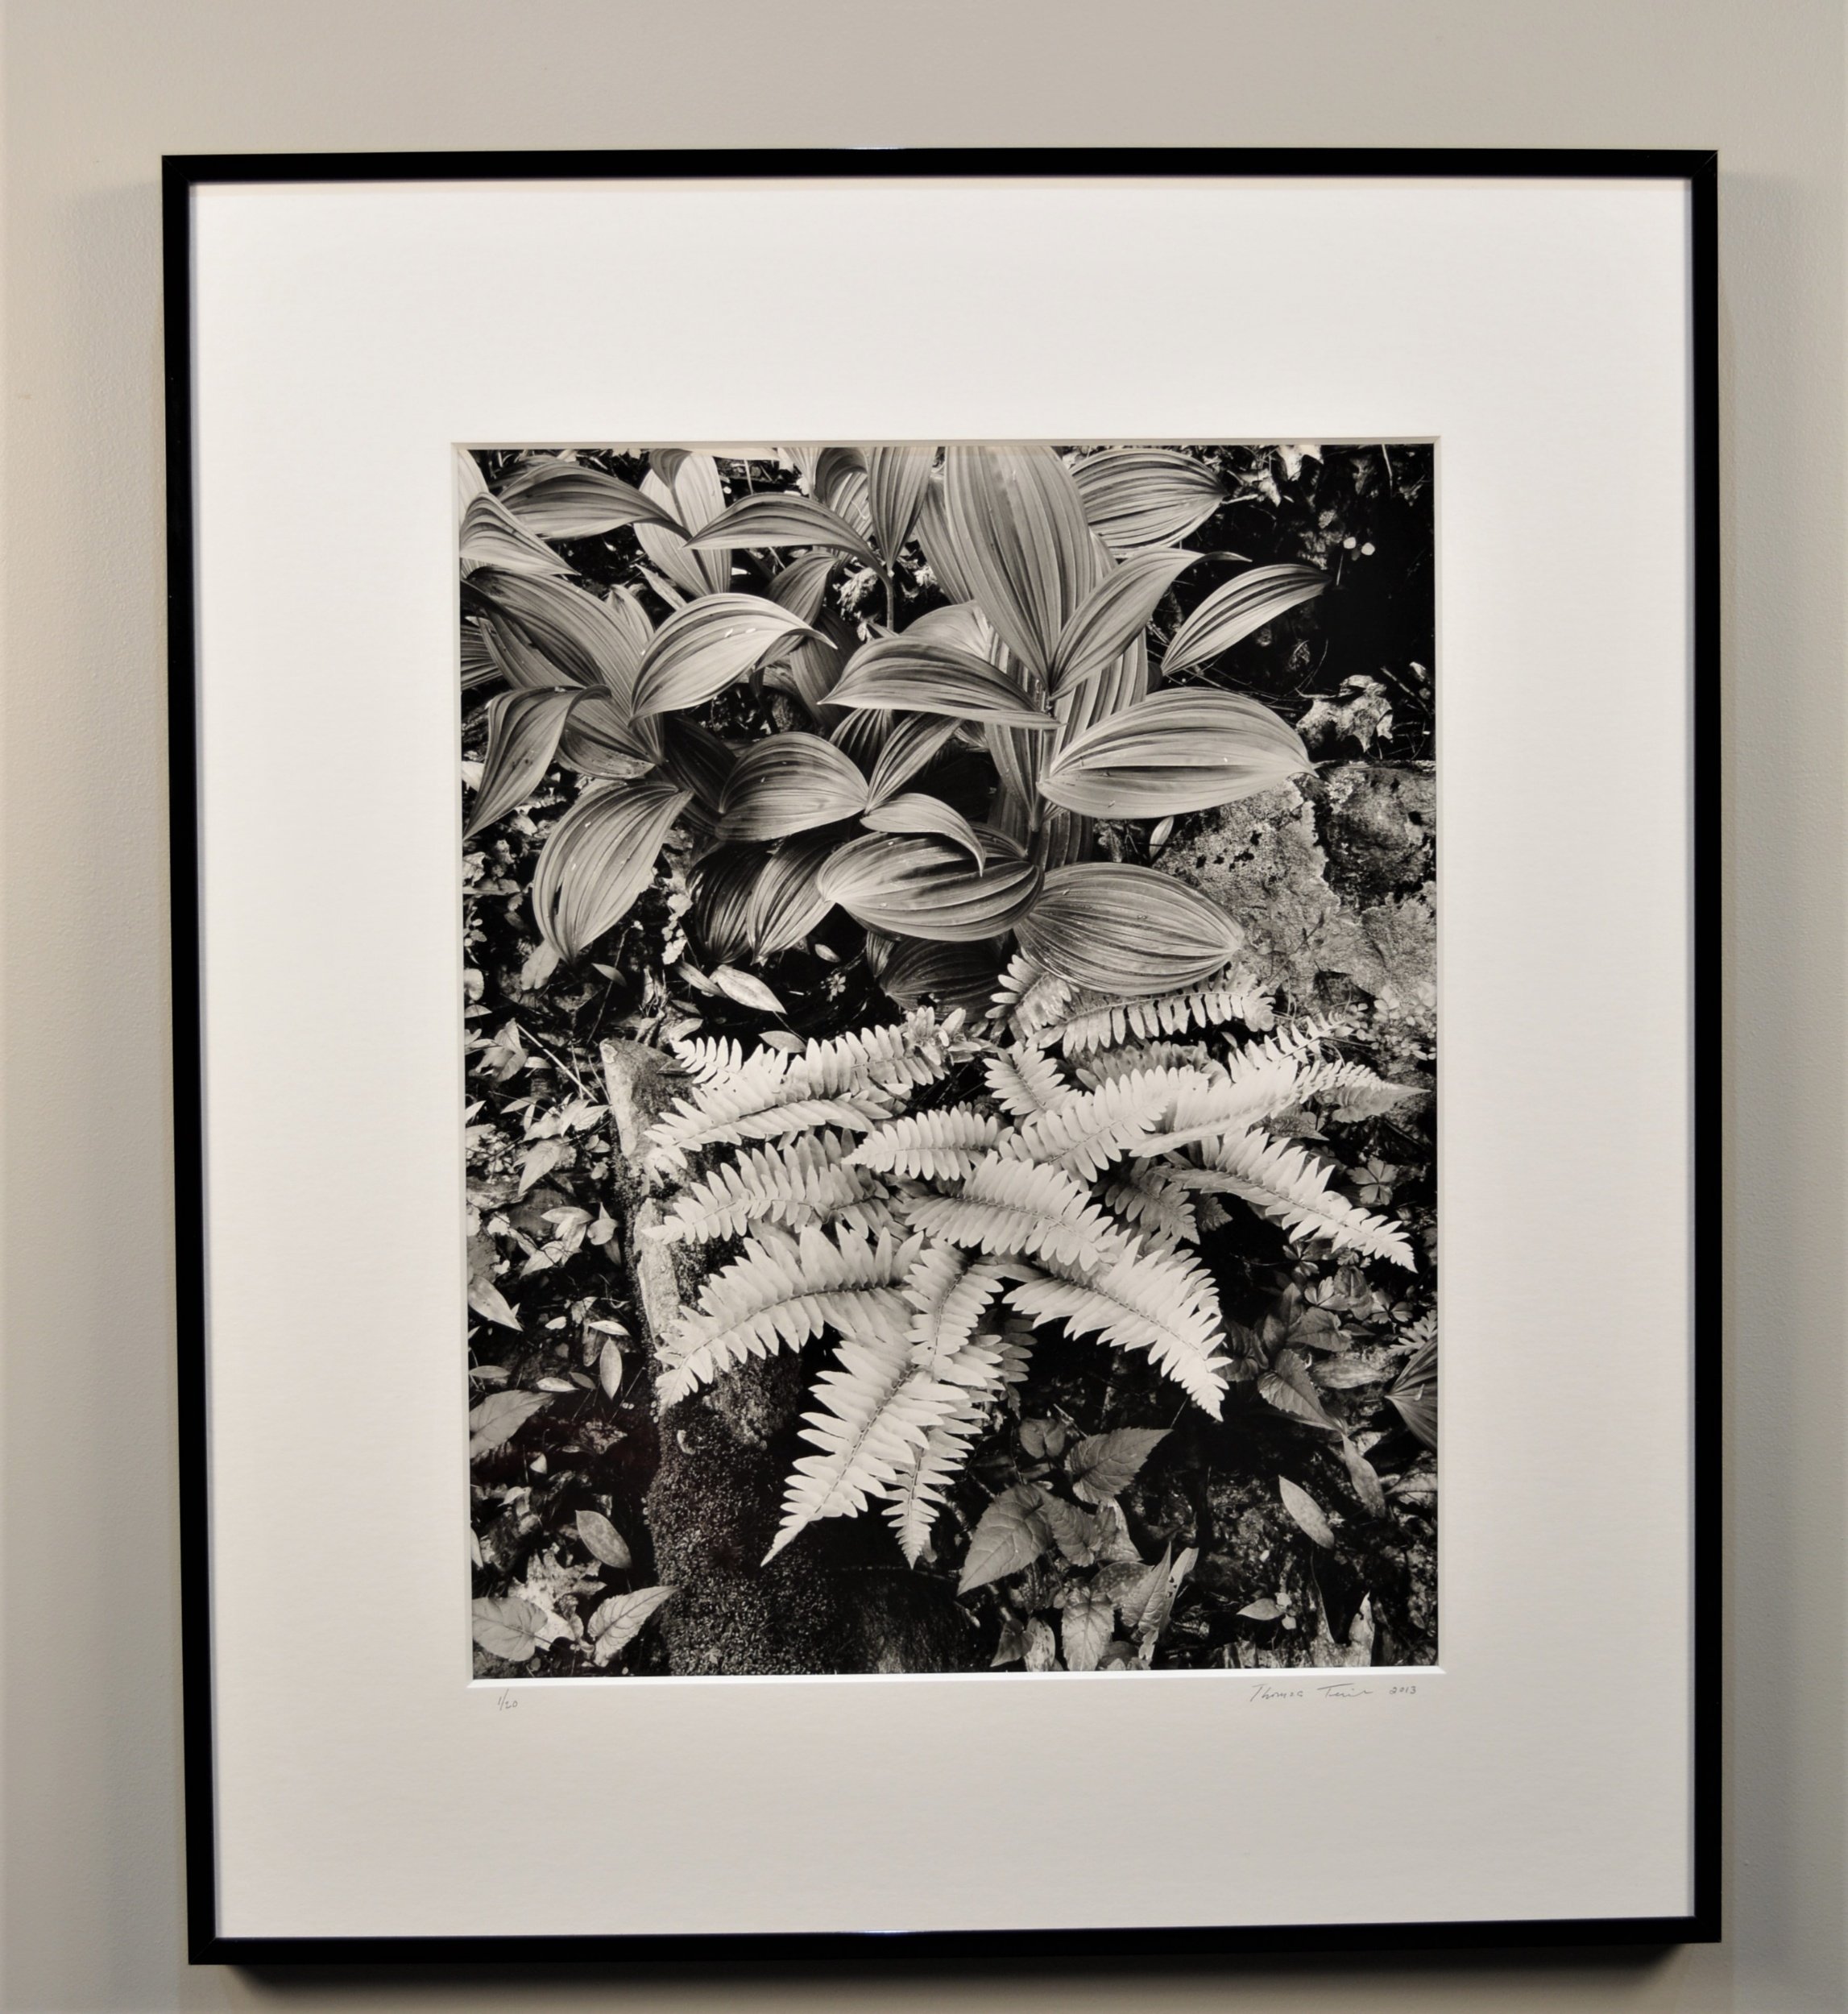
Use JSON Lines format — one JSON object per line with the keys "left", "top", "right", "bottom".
{"left": 825, "top": 636, "right": 1054, "bottom": 729}
{"left": 531, "top": 777, "right": 693, "bottom": 959}
{"left": 1038, "top": 689, "right": 1311, "bottom": 818}
{"left": 466, "top": 1387, "right": 549, "bottom": 1458}
{"left": 637, "top": 449, "right": 729, "bottom": 596}
{"left": 711, "top": 965, "right": 785, "bottom": 1013}
{"left": 684, "top": 491, "right": 876, "bottom": 565}
{"left": 1067, "top": 1428, "right": 1171, "bottom": 1504}
{"left": 1016, "top": 864, "right": 1242, "bottom": 997}
{"left": 495, "top": 458, "right": 679, "bottom": 537}
{"left": 1048, "top": 549, "right": 1201, "bottom": 694}
{"left": 1278, "top": 1476, "right": 1337, "bottom": 1548}
{"left": 935, "top": 445, "right": 1100, "bottom": 682}
{"left": 874, "top": 935, "right": 1008, "bottom": 1013}
{"left": 818, "top": 832, "right": 1042, "bottom": 943}
{"left": 629, "top": 595, "right": 819, "bottom": 719}
{"left": 464, "top": 687, "right": 586, "bottom": 839}
{"left": 866, "top": 713, "right": 961, "bottom": 806}
{"left": 1386, "top": 1336, "right": 1438, "bottom": 1450}
{"left": 865, "top": 443, "right": 936, "bottom": 560}
{"left": 1071, "top": 448, "right": 1229, "bottom": 551}
{"left": 471, "top": 1595, "right": 545, "bottom": 1663}
{"left": 656, "top": 715, "right": 737, "bottom": 814}
{"left": 574, "top": 1507, "right": 632, "bottom": 1569}
{"left": 716, "top": 731, "right": 869, "bottom": 843}
{"left": 1238, "top": 1598, "right": 1286, "bottom": 1622}
{"left": 958, "top": 1483, "right": 1053, "bottom": 1593}
{"left": 1161, "top": 562, "right": 1328, "bottom": 675}
{"left": 1062, "top": 1585, "right": 1114, "bottom": 1673}
{"left": 469, "top": 570, "right": 653, "bottom": 708}
{"left": 861, "top": 793, "right": 985, "bottom": 869}
{"left": 589, "top": 1584, "right": 677, "bottom": 1664}
{"left": 458, "top": 491, "right": 576, "bottom": 578}
{"left": 766, "top": 549, "right": 840, "bottom": 626}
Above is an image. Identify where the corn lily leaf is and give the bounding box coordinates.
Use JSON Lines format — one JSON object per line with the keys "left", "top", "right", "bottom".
{"left": 1071, "top": 448, "right": 1229, "bottom": 552}
{"left": 531, "top": 777, "right": 693, "bottom": 959}
{"left": 1038, "top": 689, "right": 1310, "bottom": 818}
{"left": 826, "top": 636, "right": 1054, "bottom": 729}
{"left": 766, "top": 550, "right": 841, "bottom": 626}
{"left": 690, "top": 846, "right": 757, "bottom": 963}
{"left": 866, "top": 713, "right": 960, "bottom": 806}
{"left": 684, "top": 492, "right": 876, "bottom": 565}
{"left": 934, "top": 446, "right": 1101, "bottom": 682}
{"left": 715, "top": 732, "right": 869, "bottom": 843}
{"left": 1049, "top": 549, "right": 1201, "bottom": 694}
{"left": 906, "top": 599, "right": 1002, "bottom": 658}
{"left": 470, "top": 570, "right": 652, "bottom": 711}
{"left": 637, "top": 450, "right": 731, "bottom": 598}
{"left": 764, "top": 613, "right": 850, "bottom": 717}
{"left": 812, "top": 446, "right": 872, "bottom": 537}
{"left": 656, "top": 715, "right": 737, "bottom": 814}
{"left": 1161, "top": 562, "right": 1327, "bottom": 675}
{"left": 465, "top": 688, "right": 585, "bottom": 839}
{"left": 865, "top": 444, "right": 935, "bottom": 561}
{"left": 460, "top": 620, "right": 499, "bottom": 692}
{"left": 818, "top": 832, "right": 1042, "bottom": 943}
{"left": 861, "top": 793, "right": 985, "bottom": 870}
{"left": 874, "top": 935, "right": 1008, "bottom": 1013}
{"left": 629, "top": 594, "right": 818, "bottom": 719}
{"left": 828, "top": 705, "right": 893, "bottom": 771}
{"left": 1015, "top": 863, "right": 1242, "bottom": 996}
{"left": 459, "top": 492, "right": 577, "bottom": 578}
{"left": 495, "top": 458, "right": 680, "bottom": 537}
{"left": 557, "top": 693, "right": 658, "bottom": 780}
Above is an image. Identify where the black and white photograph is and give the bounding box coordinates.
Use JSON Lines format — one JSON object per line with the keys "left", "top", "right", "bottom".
{"left": 460, "top": 441, "right": 1437, "bottom": 1680}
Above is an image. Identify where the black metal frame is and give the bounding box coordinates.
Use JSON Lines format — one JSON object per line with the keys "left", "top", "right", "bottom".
{"left": 164, "top": 146, "right": 1722, "bottom": 1968}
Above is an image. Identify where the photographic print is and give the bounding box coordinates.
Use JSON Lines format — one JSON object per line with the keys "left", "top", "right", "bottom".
{"left": 461, "top": 442, "right": 1436, "bottom": 1680}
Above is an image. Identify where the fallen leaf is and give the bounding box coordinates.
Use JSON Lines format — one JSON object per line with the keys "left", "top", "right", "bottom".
{"left": 466, "top": 1278, "right": 521, "bottom": 1331}
{"left": 1340, "top": 1436, "right": 1389, "bottom": 1519}
{"left": 597, "top": 1336, "right": 624, "bottom": 1399}
{"left": 1309, "top": 1593, "right": 1375, "bottom": 1669}
{"left": 575, "top": 1507, "right": 632, "bottom": 1570}
{"left": 1238, "top": 1598, "right": 1286, "bottom": 1622}
{"left": 1021, "top": 1617, "right": 1059, "bottom": 1672}
{"left": 466, "top": 1388, "right": 549, "bottom": 1459}
{"left": 710, "top": 965, "right": 785, "bottom": 1014}
{"left": 1279, "top": 1476, "right": 1336, "bottom": 1548}
{"left": 470, "top": 1595, "right": 544, "bottom": 1663}
{"left": 517, "top": 1139, "right": 568, "bottom": 1196}
{"left": 589, "top": 1584, "right": 676, "bottom": 1664}
{"left": 1061, "top": 1586, "right": 1114, "bottom": 1672}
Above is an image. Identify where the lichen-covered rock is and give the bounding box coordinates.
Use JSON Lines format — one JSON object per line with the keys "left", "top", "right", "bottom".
{"left": 1154, "top": 762, "right": 1435, "bottom": 1051}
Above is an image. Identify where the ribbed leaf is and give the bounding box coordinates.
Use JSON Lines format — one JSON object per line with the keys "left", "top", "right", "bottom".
{"left": 1071, "top": 449, "right": 1228, "bottom": 552}
{"left": 865, "top": 444, "right": 935, "bottom": 560}
{"left": 469, "top": 570, "right": 651, "bottom": 708}
{"left": 818, "top": 833, "right": 1042, "bottom": 943}
{"left": 530, "top": 777, "right": 692, "bottom": 959}
{"left": 740, "top": 831, "right": 837, "bottom": 957}
{"left": 714, "top": 731, "right": 867, "bottom": 843}
{"left": 1162, "top": 562, "right": 1327, "bottom": 675}
{"left": 873, "top": 937, "right": 1009, "bottom": 1013}
{"left": 1048, "top": 550, "right": 1200, "bottom": 694}
{"left": 464, "top": 687, "right": 583, "bottom": 839}
{"left": 825, "top": 636, "right": 1054, "bottom": 730}
{"left": 866, "top": 714, "right": 960, "bottom": 806}
{"left": 684, "top": 491, "right": 876, "bottom": 564}
{"left": 552, "top": 686, "right": 656, "bottom": 780}
{"left": 459, "top": 491, "right": 576, "bottom": 578}
{"left": 496, "top": 458, "right": 679, "bottom": 537}
{"left": 935, "top": 446, "right": 1100, "bottom": 681}
{"left": 1038, "top": 689, "right": 1310, "bottom": 818}
{"left": 629, "top": 595, "right": 818, "bottom": 719}
{"left": 766, "top": 550, "right": 840, "bottom": 625}
{"left": 636, "top": 450, "right": 731, "bottom": 597}
{"left": 1016, "top": 864, "right": 1242, "bottom": 997}
{"left": 861, "top": 794, "right": 985, "bottom": 869}
{"left": 655, "top": 715, "right": 736, "bottom": 814}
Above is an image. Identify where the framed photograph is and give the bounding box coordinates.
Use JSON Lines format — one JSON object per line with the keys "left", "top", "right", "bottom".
{"left": 168, "top": 147, "right": 1717, "bottom": 1961}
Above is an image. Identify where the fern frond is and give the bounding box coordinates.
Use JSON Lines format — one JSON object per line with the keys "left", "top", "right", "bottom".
{"left": 984, "top": 1046, "right": 1071, "bottom": 1119}
{"left": 1173, "top": 1128, "right": 1416, "bottom": 1268}
{"left": 1139, "top": 1026, "right": 1407, "bottom": 1153}
{"left": 668, "top": 1033, "right": 748, "bottom": 1087}
{"left": 987, "top": 951, "right": 1046, "bottom": 1022}
{"left": 1075, "top": 1040, "right": 1224, "bottom": 1090}
{"left": 849, "top": 1108, "right": 1005, "bottom": 1182}
{"left": 1017, "top": 1069, "right": 1195, "bottom": 1180}
{"left": 909, "top": 1154, "right": 1135, "bottom": 1271}
{"left": 902, "top": 1245, "right": 1009, "bottom": 1376}
{"left": 644, "top": 1133, "right": 882, "bottom": 1245}
{"left": 883, "top": 1336, "right": 1005, "bottom": 1564}
{"left": 763, "top": 1326, "right": 968, "bottom": 1560}
{"left": 789, "top": 1007, "right": 961, "bottom": 1097}
{"left": 1028, "top": 973, "right": 1272, "bottom": 1057}
{"left": 659, "top": 1225, "right": 917, "bottom": 1403}
{"left": 644, "top": 1048, "right": 893, "bottom": 1175}
{"left": 1102, "top": 1164, "right": 1201, "bottom": 1254}
{"left": 1007, "top": 1247, "right": 1232, "bottom": 1415}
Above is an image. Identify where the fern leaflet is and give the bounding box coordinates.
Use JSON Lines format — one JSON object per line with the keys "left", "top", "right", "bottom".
{"left": 909, "top": 1154, "right": 1135, "bottom": 1271}
{"left": 1103, "top": 1163, "right": 1201, "bottom": 1254}
{"left": 1017, "top": 1069, "right": 1196, "bottom": 1180}
{"left": 644, "top": 1048, "right": 892, "bottom": 1175}
{"left": 983, "top": 1046, "right": 1070, "bottom": 1119}
{"left": 788, "top": 1008, "right": 960, "bottom": 1097}
{"left": 645, "top": 1133, "right": 884, "bottom": 1245}
{"left": 849, "top": 1108, "right": 1005, "bottom": 1182}
{"left": 883, "top": 1336, "right": 1006, "bottom": 1564}
{"left": 1027, "top": 973, "right": 1273, "bottom": 1057}
{"left": 902, "top": 1244, "right": 1009, "bottom": 1375}
{"left": 1174, "top": 1128, "right": 1416, "bottom": 1268}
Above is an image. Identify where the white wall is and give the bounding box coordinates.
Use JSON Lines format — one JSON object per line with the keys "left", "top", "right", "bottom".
{"left": 2, "top": 2, "right": 1841, "bottom": 2009}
